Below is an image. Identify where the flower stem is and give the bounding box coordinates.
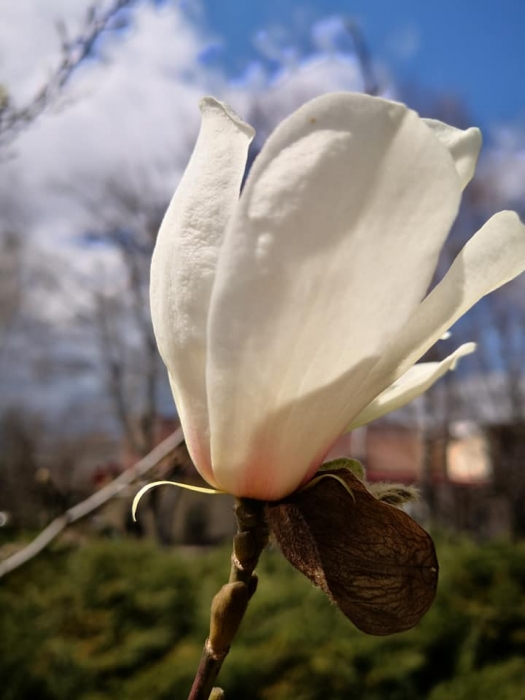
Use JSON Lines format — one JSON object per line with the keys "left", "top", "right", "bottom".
{"left": 187, "top": 498, "right": 269, "bottom": 700}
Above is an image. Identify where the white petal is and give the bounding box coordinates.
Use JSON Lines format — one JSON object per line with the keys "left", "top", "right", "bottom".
{"left": 347, "top": 343, "right": 476, "bottom": 430}
{"left": 150, "top": 97, "right": 254, "bottom": 481}
{"left": 206, "top": 92, "right": 462, "bottom": 499}
{"left": 424, "top": 119, "right": 482, "bottom": 189}
{"left": 356, "top": 211, "right": 525, "bottom": 410}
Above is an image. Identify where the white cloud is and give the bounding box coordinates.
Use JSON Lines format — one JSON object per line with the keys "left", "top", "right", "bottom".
{"left": 0, "top": 0, "right": 92, "bottom": 103}
{"left": 1, "top": 1, "right": 215, "bottom": 323}
{"left": 386, "top": 24, "right": 421, "bottom": 61}
{"left": 3, "top": 3, "right": 206, "bottom": 200}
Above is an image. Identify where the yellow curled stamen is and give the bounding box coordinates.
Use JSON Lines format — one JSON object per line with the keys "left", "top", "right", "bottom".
{"left": 132, "top": 480, "right": 225, "bottom": 521}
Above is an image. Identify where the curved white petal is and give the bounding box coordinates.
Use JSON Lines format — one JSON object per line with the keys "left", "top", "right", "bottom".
{"left": 206, "top": 92, "right": 462, "bottom": 499}
{"left": 347, "top": 343, "right": 476, "bottom": 430}
{"left": 423, "top": 119, "right": 482, "bottom": 189}
{"left": 150, "top": 97, "right": 254, "bottom": 481}
{"left": 355, "top": 210, "right": 525, "bottom": 411}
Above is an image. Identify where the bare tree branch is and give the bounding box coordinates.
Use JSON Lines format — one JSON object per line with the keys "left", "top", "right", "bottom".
{"left": 345, "top": 20, "right": 380, "bottom": 96}
{"left": 0, "top": 428, "right": 183, "bottom": 579}
{"left": 0, "top": 0, "right": 135, "bottom": 146}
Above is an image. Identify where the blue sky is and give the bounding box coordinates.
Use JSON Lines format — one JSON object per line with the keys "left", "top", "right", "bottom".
{"left": 199, "top": 0, "right": 525, "bottom": 128}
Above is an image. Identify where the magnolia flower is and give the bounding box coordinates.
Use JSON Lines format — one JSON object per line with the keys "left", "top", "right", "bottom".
{"left": 151, "top": 92, "right": 525, "bottom": 501}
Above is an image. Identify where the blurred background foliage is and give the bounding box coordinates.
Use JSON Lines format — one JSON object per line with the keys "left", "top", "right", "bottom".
{"left": 2, "top": 533, "right": 525, "bottom": 700}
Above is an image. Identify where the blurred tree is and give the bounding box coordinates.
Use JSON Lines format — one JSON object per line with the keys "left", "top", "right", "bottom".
{"left": 70, "top": 171, "right": 181, "bottom": 544}
{"left": 0, "top": 408, "right": 43, "bottom": 529}
{"left": 77, "top": 172, "right": 168, "bottom": 457}
{"left": 0, "top": 229, "right": 23, "bottom": 359}
{"left": 466, "top": 294, "right": 525, "bottom": 537}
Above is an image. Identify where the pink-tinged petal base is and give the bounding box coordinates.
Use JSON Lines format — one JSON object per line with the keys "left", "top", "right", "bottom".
{"left": 213, "top": 434, "right": 337, "bottom": 501}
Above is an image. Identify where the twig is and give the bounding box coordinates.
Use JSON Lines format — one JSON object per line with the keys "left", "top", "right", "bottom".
{"left": 345, "top": 20, "right": 380, "bottom": 96}
{"left": 0, "top": 428, "right": 184, "bottom": 579}
{"left": 0, "top": 0, "right": 135, "bottom": 145}
{"left": 187, "top": 499, "right": 269, "bottom": 700}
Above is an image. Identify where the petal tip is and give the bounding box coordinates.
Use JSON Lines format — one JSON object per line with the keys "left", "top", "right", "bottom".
{"left": 503, "top": 209, "right": 525, "bottom": 226}
{"left": 450, "top": 342, "right": 476, "bottom": 369}
{"left": 199, "top": 95, "right": 255, "bottom": 140}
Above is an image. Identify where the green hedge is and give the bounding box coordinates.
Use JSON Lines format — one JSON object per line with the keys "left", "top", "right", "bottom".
{"left": 1, "top": 534, "right": 525, "bottom": 699}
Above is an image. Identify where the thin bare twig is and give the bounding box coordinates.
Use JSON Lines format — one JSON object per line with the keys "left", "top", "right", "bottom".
{"left": 0, "top": 428, "right": 184, "bottom": 579}
{"left": 345, "top": 20, "right": 380, "bottom": 96}
{"left": 0, "top": 0, "right": 135, "bottom": 145}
